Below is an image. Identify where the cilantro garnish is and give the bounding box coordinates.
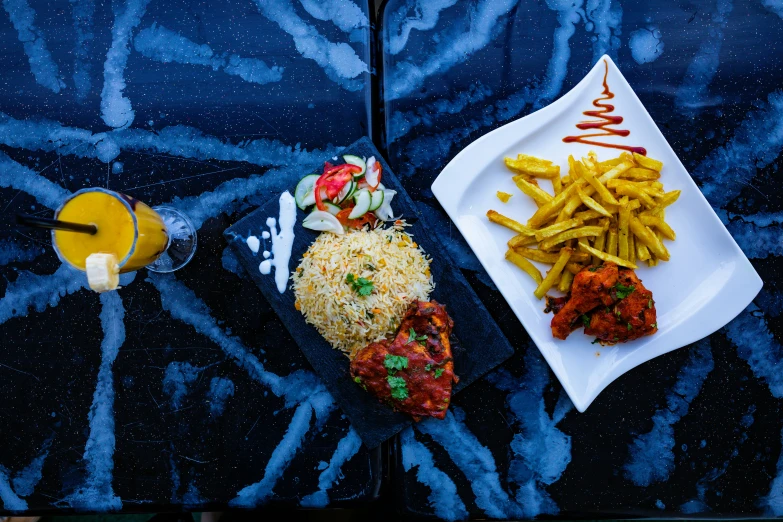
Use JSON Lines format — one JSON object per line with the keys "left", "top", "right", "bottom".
{"left": 346, "top": 273, "right": 374, "bottom": 296}
{"left": 353, "top": 376, "right": 361, "bottom": 384}
{"left": 425, "top": 363, "right": 432, "bottom": 371}
{"left": 651, "top": 323, "right": 658, "bottom": 329}
{"left": 580, "top": 314, "right": 591, "bottom": 327}
{"left": 434, "top": 368, "right": 444, "bottom": 379}
{"left": 588, "top": 266, "right": 600, "bottom": 272}
{"left": 384, "top": 354, "right": 409, "bottom": 374}
{"left": 626, "top": 323, "right": 633, "bottom": 331}
{"left": 387, "top": 376, "right": 409, "bottom": 400}
{"left": 406, "top": 328, "right": 428, "bottom": 345}
{"left": 591, "top": 338, "right": 601, "bottom": 345}
{"left": 613, "top": 282, "right": 636, "bottom": 299}
{"left": 648, "top": 298, "right": 653, "bottom": 309}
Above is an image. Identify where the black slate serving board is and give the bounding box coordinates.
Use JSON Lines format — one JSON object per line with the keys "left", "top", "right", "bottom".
{"left": 224, "top": 137, "right": 514, "bottom": 448}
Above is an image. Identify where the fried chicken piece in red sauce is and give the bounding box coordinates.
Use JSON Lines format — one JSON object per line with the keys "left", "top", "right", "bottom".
{"left": 551, "top": 263, "right": 619, "bottom": 340}
{"left": 350, "top": 300, "right": 458, "bottom": 420}
{"left": 584, "top": 269, "right": 657, "bottom": 344}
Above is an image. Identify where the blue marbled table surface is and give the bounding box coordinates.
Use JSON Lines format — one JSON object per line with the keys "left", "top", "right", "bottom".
{"left": 2, "top": 0, "right": 783, "bottom": 519}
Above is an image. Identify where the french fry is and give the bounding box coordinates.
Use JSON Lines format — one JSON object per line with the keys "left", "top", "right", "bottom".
{"left": 513, "top": 247, "right": 590, "bottom": 264}
{"left": 597, "top": 157, "right": 624, "bottom": 172}
{"left": 527, "top": 183, "right": 580, "bottom": 227}
{"left": 621, "top": 167, "right": 660, "bottom": 180}
{"left": 577, "top": 236, "right": 590, "bottom": 253}
{"left": 582, "top": 167, "right": 619, "bottom": 205}
{"left": 508, "top": 234, "right": 538, "bottom": 249}
{"left": 513, "top": 176, "right": 555, "bottom": 206}
{"left": 539, "top": 226, "right": 605, "bottom": 251}
{"left": 558, "top": 267, "right": 574, "bottom": 292}
{"left": 636, "top": 240, "right": 651, "bottom": 262}
{"left": 629, "top": 217, "right": 670, "bottom": 261}
{"left": 487, "top": 210, "right": 536, "bottom": 235}
{"left": 559, "top": 194, "right": 584, "bottom": 221}
{"left": 577, "top": 185, "right": 612, "bottom": 217}
{"left": 606, "top": 225, "right": 619, "bottom": 256}
{"left": 552, "top": 174, "right": 562, "bottom": 195}
{"left": 614, "top": 184, "right": 656, "bottom": 208}
{"left": 534, "top": 248, "right": 572, "bottom": 299}
{"left": 628, "top": 233, "right": 636, "bottom": 265}
{"left": 566, "top": 262, "right": 585, "bottom": 275}
{"left": 598, "top": 161, "right": 633, "bottom": 183}
{"left": 639, "top": 215, "right": 676, "bottom": 240}
{"left": 592, "top": 227, "right": 607, "bottom": 265}
{"left": 633, "top": 152, "right": 663, "bottom": 172}
{"left": 579, "top": 243, "right": 638, "bottom": 269}
{"left": 642, "top": 190, "right": 681, "bottom": 216}
{"left": 567, "top": 155, "right": 577, "bottom": 178}
{"left": 618, "top": 203, "right": 631, "bottom": 260}
{"left": 607, "top": 179, "right": 664, "bottom": 198}
{"left": 574, "top": 209, "right": 605, "bottom": 222}
{"left": 517, "top": 154, "right": 553, "bottom": 165}
{"left": 506, "top": 157, "right": 560, "bottom": 178}
{"left": 505, "top": 250, "right": 543, "bottom": 284}
{"left": 534, "top": 218, "right": 583, "bottom": 241}
{"left": 497, "top": 191, "right": 512, "bottom": 203}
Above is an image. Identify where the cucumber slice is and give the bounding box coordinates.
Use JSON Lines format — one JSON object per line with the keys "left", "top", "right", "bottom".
{"left": 302, "top": 210, "right": 344, "bottom": 235}
{"left": 374, "top": 189, "right": 396, "bottom": 221}
{"left": 349, "top": 189, "right": 372, "bottom": 219}
{"left": 322, "top": 201, "right": 341, "bottom": 216}
{"left": 343, "top": 155, "right": 366, "bottom": 177}
{"left": 368, "top": 189, "right": 384, "bottom": 211}
{"left": 334, "top": 178, "right": 356, "bottom": 204}
{"left": 294, "top": 174, "right": 320, "bottom": 210}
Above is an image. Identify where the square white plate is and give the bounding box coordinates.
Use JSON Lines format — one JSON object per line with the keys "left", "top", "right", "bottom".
{"left": 431, "top": 55, "right": 762, "bottom": 412}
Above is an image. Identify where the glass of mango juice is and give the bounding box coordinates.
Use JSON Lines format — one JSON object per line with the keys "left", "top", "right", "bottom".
{"left": 52, "top": 188, "right": 197, "bottom": 277}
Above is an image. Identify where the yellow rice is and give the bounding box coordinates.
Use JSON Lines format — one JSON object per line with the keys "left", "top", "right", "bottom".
{"left": 292, "top": 224, "right": 434, "bottom": 357}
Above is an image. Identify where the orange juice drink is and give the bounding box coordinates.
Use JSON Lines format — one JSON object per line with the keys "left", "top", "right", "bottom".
{"left": 53, "top": 188, "right": 169, "bottom": 272}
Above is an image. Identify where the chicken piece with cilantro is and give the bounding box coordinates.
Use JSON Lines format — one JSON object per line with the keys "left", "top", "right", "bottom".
{"left": 349, "top": 300, "right": 459, "bottom": 420}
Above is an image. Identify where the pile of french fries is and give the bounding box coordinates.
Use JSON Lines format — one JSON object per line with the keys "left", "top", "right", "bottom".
{"left": 488, "top": 151, "right": 679, "bottom": 299}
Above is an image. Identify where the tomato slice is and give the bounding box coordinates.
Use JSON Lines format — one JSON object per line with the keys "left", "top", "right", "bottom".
{"left": 336, "top": 207, "right": 377, "bottom": 230}
{"left": 314, "top": 163, "right": 361, "bottom": 210}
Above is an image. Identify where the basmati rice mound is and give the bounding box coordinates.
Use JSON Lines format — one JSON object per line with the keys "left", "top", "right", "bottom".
{"left": 292, "top": 223, "right": 434, "bottom": 358}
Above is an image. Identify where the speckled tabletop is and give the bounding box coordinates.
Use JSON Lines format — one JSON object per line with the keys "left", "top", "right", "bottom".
{"left": 382, "top": 0, "right": 783, "bottom": 519}
{"left": 1, "top": 0, "right": 783, "bottom": 519}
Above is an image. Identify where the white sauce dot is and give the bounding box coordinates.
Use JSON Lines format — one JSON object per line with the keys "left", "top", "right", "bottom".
{"left": 261, "top": 231, "right": 270, "bottom": 239}
{"left": 259, "top": 260, "right": 272, "bottom": 274}
{"left": 246, "top": 236, "right": 260, "bottom": 253}
{"left": 263, "top": 251, "right": 271, "bottom": 259}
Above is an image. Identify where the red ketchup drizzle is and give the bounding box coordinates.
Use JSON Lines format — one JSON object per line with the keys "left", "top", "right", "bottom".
{"left": 562, "top": 60, "right": 647, "bottom": 156}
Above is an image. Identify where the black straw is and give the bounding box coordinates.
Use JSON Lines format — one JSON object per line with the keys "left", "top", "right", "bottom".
{"left": 16, "top": 214, "right": 98, "bottom": 235}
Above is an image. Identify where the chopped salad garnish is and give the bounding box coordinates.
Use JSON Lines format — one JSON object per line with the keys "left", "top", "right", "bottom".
{"left": 297, "top": 155, "right": 396, "bottom": 234}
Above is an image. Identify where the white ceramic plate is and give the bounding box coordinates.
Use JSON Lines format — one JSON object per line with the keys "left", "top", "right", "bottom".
{"left": 431, "top": 55, "right": 762, "bottom": 412}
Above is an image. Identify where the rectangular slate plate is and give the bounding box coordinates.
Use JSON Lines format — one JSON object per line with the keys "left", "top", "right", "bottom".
{"left": 224, "top": 137, "right": 514, "bottom": 448}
